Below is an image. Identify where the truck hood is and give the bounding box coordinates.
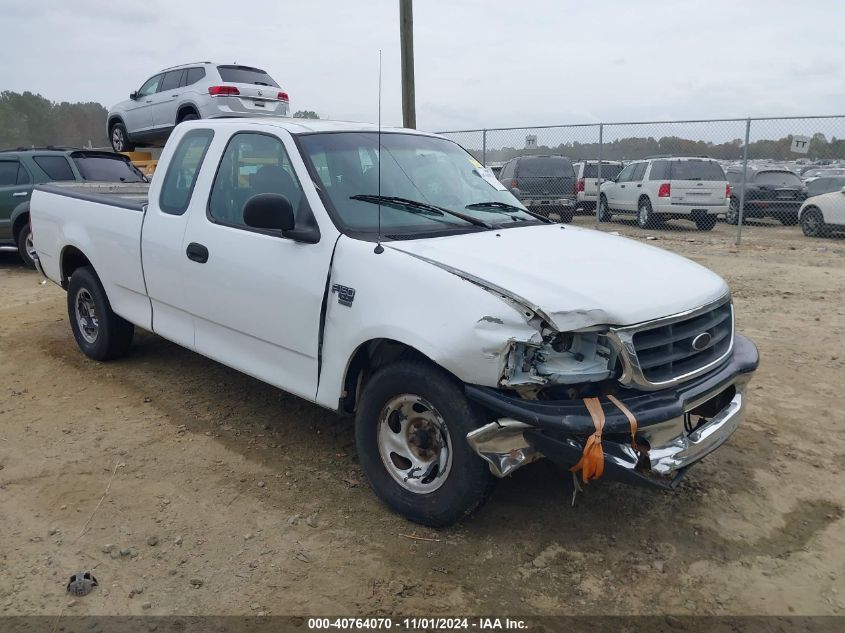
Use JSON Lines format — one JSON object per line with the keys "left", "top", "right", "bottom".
{"left": 387, "top": 224, "right": 728, "bottom": 331}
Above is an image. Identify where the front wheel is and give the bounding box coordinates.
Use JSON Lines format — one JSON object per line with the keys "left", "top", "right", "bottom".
{"left": 67, "top": 266, "right": 134, "bottom": 361}
{"left": 110, "top": 122, "right": 134, "bottom": 153}
{"left": 16, "top": 224, "right": 36, "bottom": 268}
{"left": 355, "top": 361, "right": 495, "bottom": 527}
{"left": 800, "top": 207, "right": 825, "bottom": 237}
{"left": 694, "top": 214, "right": 717, "bottom": 231}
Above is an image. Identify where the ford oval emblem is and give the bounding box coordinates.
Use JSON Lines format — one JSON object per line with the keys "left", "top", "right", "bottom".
{"left": 691, "top": 332, "right": 712, "bottom": 351}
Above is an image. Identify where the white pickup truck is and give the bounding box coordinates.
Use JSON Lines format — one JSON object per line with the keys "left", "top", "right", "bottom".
{"left": 30, "top": 119, "right": 758, "bottom": 526}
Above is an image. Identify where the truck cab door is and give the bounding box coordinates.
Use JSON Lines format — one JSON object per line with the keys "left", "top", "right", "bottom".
{"left": 178, "top": 129, "right": 335, "bottom": 401}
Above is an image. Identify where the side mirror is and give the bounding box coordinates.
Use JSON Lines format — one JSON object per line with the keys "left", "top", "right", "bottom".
{"left": 840, "top": 186, "right": 845, "bottom": 194}
{"left": 243, "top": 193, "right": 295, "bottom": 231}
{"left": 130, "top": 91, "right": 139, "bottom": 100}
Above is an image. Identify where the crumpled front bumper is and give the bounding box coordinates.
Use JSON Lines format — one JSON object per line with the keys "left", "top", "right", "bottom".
{"left": 465, "top": 332, "right": 759, "bottom": 489}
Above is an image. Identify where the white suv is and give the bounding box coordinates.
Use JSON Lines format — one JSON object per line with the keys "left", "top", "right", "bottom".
{"left": 107, "top": 62, "right": 290, "bottom": 152}
{"left": 573, "top": 160, "right": 624, "bottom": 211}
{"left": 598, "top": 157, "right": 730, "bottom": 230}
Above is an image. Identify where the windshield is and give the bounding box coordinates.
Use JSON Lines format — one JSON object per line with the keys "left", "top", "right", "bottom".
{"left": 298, "top": 132, "right": 540, "bottom": 238}
{"left": 71, "top": 154, "right": 145, "bottom": 182}
{"left": 756, "top": 171, "right": 803, "bottom": 187}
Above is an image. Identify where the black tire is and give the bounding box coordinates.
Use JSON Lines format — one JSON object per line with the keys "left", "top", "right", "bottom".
{"left": 800, "top": 207, "right": 825, "bottom": 237}
{"left": 637, "top": 197, "right": 656, "bottom": 229}
{"left": 726, "top": 197, "right": 740, "bottom": 225}
{"left": 694, "top": 214, "right": 717, "bottom": 231}
{"left": 559, "top": 209, "right": 574, "bottom": 223}
{"left": 178, "top": 111, "right": 199, "bottom": 124}
{"left": 598, "top": 195, "right": 612, "bottom": 222}
{"left": 780, "top": 213, "right": 799, "bottom": 226}
{"left": 355, "top": 360, "right": 495, "bottom": 527}
{"left": 67, "top": 266, "right": 134, "bottom": 361}
{"left": 109, "top": 121, "right": 134, "bottom": 153}
{"left": 16, "top": 223, "right": 36, "bottom": 268}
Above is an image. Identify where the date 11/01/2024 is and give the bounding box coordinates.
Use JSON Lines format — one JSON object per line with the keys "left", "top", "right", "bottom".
{"left": 307, "top": 617, "right": 528, "bottom": 630}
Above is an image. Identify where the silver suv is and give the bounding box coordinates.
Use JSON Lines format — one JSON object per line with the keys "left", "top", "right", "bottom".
{"left": 107, "top": 62, "right": 290, "bottom": 152}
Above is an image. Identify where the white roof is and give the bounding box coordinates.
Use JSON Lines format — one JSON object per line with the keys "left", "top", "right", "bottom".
{"left": 197, "top": 116, "right": 440, "bottom": 137}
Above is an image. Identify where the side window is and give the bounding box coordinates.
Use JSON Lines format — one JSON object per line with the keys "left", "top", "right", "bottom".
{"left": 33, "top": 156, "right": 75, "bottom": 181}
{"left": 159, "top": 70, "right": 184, "bottom": 93}
{"left": 208, "top": 133, "right": 304, "bottom": 228}
{"left": 616, "top": 164, "right": 635, "bottom": 183}
{"left": 138, "top": 74, "right": 163, "bottom": 97}
{"left": 648, "top": 160, "right": 669, "bottom": 180}
{"left": 499, "top": 161, "right": 512, "bottom": 180}
{"left": 158, "top": 129, "right": 215, "bottom": 215}
{"left": 16, "top": 161, "right": 32, "bottom": 185}
{"left": 631, "top": 162, "right": 647, "bottom": 182}
{"left": 0, "top": 161, "right": 19, "bottom": 186}
{"left": 185, "top": 67, "right": 206, "bottom": 86}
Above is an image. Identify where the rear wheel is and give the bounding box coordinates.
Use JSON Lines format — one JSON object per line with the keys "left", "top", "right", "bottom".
{"left": 694, "top": 214, "right": 717, "bottom": 231}
{"left": 355, "top": 360, "right": 494, "bottom": 527}
{"left": 178, "top": 111, "right": 199, "bottom": 124}
{"left": 780, "top": 213, "right": 799, "bottom": 226}
{"left": 726, "top": 197, "right": 740, "bottom": 225}
{"left": 598, "top": 195, "right": 612, "bottom": 222}
{"left": 800, "top": 207, "right": 825, "bottom": 237}
{"left": 637, "top": 198, "right": 655, "bottom": 229}
{"left": 109, "top": 122, "right": 134, "bottom": 153}
{"left": 558, "top": 209, "right": 574, "bottom": 223}
{"left": 16, "top": 224, "right": 36, "bottom": 268}
{"left": 67, "top": 266, "right": 134, "bottom": 361}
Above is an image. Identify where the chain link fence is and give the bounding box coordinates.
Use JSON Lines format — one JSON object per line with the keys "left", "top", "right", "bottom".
{"left": 439, "top": 116, "right": 845, "bottom": 243}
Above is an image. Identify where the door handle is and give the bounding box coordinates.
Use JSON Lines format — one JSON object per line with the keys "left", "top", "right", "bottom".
{"left": 12, "top": 191, "right": 28, "bottom": 197}
{"left": 186, "top": 242, "right": 209, "bottom": 263}
{"left": 145, "top": 99, "right": 152, "bottom": 103}
{"left": 636, "top": 184, "right": 642, "bottom": 188}
{"left": 171, "top": 94, "right": 178, "bottom": 98}
{"left": 620, "top": 184, "right": 626, "bottom": 188}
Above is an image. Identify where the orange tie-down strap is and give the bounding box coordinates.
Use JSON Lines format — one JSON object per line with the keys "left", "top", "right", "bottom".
{"left": 570, "top": 395, "right": 640, "bottom": 484}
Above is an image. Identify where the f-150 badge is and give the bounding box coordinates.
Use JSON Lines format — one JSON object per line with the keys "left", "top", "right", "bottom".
{"left": 331, "top": 284, "right": 356, "bottom": 307}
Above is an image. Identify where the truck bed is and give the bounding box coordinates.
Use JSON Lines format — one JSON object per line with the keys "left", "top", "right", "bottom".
{"left": 35, "top": 182, "right": 150, "bottom": 210}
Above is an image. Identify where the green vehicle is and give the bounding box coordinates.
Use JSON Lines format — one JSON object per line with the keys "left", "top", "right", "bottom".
{"left": 0, "top": 148, "right": 146, "bottom": 267}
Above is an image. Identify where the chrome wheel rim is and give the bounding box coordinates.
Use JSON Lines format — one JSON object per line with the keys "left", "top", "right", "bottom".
{"left": 24, "top": 231, "right": 36, "bottom": 261}
{"left": 377, "top": 394, "right": 453, "bottom": 494}
{"left": 112, "top": 128, "right": 124, "bottom": 151}
{"left": 803, "top": 212, "right": 821, "bottom": 236}
{"left": 638, "top": 203, "right": 649, "bottom": 227}
{"left": 75, "top": 288, "right": 99, "bottom": 344}
{"left": 727, "top": 200, "right": 738, "bottom": 223}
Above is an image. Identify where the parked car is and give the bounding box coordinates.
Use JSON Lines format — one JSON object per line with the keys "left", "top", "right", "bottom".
{"left": 0, "top": 148, "right": 145, "bottom": 267}
{"left": 725, "top": 167, "right": 808, "bottom": 225}
{"left": 498, "top": 155, "right": 577, "bottom": 221}
{"left": 799, "top": 187, "right": 845, "bottom": 237}
{"left": 31, "top": 119, "right": 758, "bottom": 527}
{"left": 800, "top": 167, "right": 845, "bottom": 181}
{"left": 805, "top": 175, "right": 845, "bottom": 198}
{"left": 573, "top": 160, "right": 624, "bottom": 212}
{"left": 598, "top": 157, "right": 729, "bottom": 230}
{"left": 107, "top": 62, "right": 290, "bottom": 152}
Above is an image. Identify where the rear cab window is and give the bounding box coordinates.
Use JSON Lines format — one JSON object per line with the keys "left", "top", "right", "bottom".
{"left": 33, "top": 156, "right": 75, "bottom": 181}
{"left": 517, "top": 157, "right": 573, "bottom": 177}
{"left": 159, "top": 129, "right": 215, "bottom": 215}
{"left": 583, "top": 163, "right": 622, "bottom": 179}
{"left": 216, "top": 65, "right": 278, "bottom": 87}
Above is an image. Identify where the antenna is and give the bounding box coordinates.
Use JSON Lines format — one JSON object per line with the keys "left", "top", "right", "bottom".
{"left": 374, "top": 49, "right": 384, "bottom": 254}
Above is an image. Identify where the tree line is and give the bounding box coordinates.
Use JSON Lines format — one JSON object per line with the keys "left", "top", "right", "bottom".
{"left": 468, "top": 132, "right": 845, "bottom": 164}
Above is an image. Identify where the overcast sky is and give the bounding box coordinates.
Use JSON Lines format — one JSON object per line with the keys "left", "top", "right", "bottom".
{"left": 2, "top": 0, "right": 843, "bottom": 132}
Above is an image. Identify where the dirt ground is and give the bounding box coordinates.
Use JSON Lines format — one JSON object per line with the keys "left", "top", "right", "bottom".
{"left": 1, "top": 218, "right": 843, "bottom": 617}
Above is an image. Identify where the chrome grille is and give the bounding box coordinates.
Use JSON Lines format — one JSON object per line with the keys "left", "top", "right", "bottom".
{"left": 631, "top": 300, "right": 733, "bottom": 384}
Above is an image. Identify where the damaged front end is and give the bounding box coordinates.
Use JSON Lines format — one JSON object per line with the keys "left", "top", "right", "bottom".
{"left": 466, "top": 295, "right": 759, "bottom": 489}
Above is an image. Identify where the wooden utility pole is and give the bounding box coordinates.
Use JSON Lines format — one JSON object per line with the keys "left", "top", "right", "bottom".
{"left": 399, "top": 0, "right": 416, "bottom": 129}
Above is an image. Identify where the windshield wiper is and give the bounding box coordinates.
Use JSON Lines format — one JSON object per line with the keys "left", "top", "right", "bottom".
{"left": 466, "top": 201, "right": 552, "bottom": 223}
{"left": 350, "top": 195, "right": 499, "bottom": 229}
